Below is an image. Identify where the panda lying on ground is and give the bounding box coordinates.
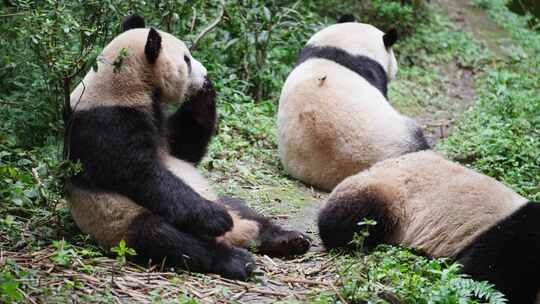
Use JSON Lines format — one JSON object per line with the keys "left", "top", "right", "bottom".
{"left": 277, "top": 15, "right": 429, "bottom": 192}
{"left": 64, "top": 15, "right": 310, "bottom": 280}
{"left": 318, "top": 150, "right": 540, "bottom": 303}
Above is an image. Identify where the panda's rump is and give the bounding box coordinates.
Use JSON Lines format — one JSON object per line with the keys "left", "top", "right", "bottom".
{"left": 67, "top": 185, "right": 145, "bottom": 249}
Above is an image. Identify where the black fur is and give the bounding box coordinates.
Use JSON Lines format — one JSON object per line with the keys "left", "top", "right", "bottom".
{"left": 296, "top": 45, "right": 389, "bottom": 98}
{"left": 184, "top": 55, "right": 192, "bottom": 74}
{"left": 167, "top": 79, "right": 217, "bottom": 164}
{"left": 68, "top": 102, "right": 233, "bottom": 237}
{"left": 145, "top": 28, "right": 161, "bottom": 64}
{"left": 127, "top": 211, "right": 254, "bottom": 280}
{"left": 383, "top": 28, "right": 398, "bottom": 49}
{"left": 337, "top": 14, "right": 355, "bottom": 23}
{"left": 218, "top": 197, "right": 312, "bottom": 257}
{"left": 455, "top": 202, "right": 540, "bottom": 304}
{"left": 318, "top": 186, "right": 398, "bottom": 250}
{"left": 410, "top": 125, "right": 430, "bottom": 152}
{"left": 121, "top": 14, "right": 146, "bottom": 32}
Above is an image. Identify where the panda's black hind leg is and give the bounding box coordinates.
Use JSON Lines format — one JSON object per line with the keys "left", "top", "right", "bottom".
{"left": 217, "top": 196, "right": 312, "bottom": 257}
{"left": 127, "top": 211, "right": 254, "bottom": 280}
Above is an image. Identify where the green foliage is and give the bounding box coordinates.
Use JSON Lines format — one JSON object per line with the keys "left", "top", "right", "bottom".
{"left": 51, "top": 239, "right": 77, "bottom": 267}
{"left": 349, "top": 219, "right": 378, "bottom": 251}
{"left": 217, "top": 1, "right": 322, "bottom": 101}
{"left": 320, "top": 221, "right": 507, "bottom": 303}
{"left": 0, "top": 260, "right": 25, "bottom": 303}
{"left": 359, "top": 0, "right": 430, "bottom": 36}
{"left": 439, "top": 0, "right": 540, "bottom": 201}
{"left": 111, "top": 239, "right": 137, "bottom": 267}
{"left": 112, "top": 48, "right": 130, "bottom": 73}
{"left": 323, "top": 246, "right": 507, "bottom": 304}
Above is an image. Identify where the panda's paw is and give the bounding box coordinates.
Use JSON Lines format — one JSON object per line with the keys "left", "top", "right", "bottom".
{"left": 195, "top": 203, "right": 234, "bottom": 236}
{"left": 260, "top": 230, "right": 312, "bottom": 258}
{"left": 213, "top": 247, "right": 255, "bottom": 281}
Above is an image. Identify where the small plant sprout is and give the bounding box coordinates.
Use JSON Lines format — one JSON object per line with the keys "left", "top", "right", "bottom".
{"left": 51, "top": 240, "right": 77, "bottom": 267}
{"left": 349, "top": 219, "right": 377, "bottom": 250}
{"left": 111, "top": 239, "right": 137, "bottom": 267}
{"left": 112, "top": 48, "right": 129, "bottom": 73}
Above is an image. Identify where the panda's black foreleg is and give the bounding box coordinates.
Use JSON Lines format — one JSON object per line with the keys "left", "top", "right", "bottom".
{"left": 167, "top": 79, "right": 217, "bottom": 164}
{"left": 217, "top": 197, "right": 312, "bottom": 257}
{"left": 127, "top": 211, "right": 255, "bottom": 280}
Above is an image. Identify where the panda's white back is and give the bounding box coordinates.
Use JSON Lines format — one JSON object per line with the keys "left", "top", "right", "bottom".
{"left": 277, "top": 21, "right": 429, "bottom": 191}
{"left": 278, "top": 58, "right": 413, "bottom": 190}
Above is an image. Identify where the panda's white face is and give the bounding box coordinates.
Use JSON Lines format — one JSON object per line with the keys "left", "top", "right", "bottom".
{"left": 70, "top": 27, "right": 209, "bottom": 109}
{"left": 151, "top": 30, "right": 208, "bottom": 103}
{"left": 307, "top": 22, "right": 398, "bottom": 80}
{"left": 112, "top": 28, "right": 208, "bottom": 104}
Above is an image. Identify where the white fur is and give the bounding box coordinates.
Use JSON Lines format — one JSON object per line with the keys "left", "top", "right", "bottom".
{"left": 329, "top": 150, "right": 527, "bottom": 257}
{"left": 278, "top": 23, "right": 419, "bottom": 191}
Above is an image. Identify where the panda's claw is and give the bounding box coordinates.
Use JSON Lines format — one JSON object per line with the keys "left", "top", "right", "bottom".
{"left": 259, "top": 230, "right": 312, "bottom": 257}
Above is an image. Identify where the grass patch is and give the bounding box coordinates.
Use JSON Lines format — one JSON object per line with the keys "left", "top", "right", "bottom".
{"left": 389, "top": 13, "right": 488, "bottom": 116}
{"left": 439, "top": 0, "right": 540, "bottom": 201}
{"left": 323, "top": 246, "right": 506, "bottom": 304}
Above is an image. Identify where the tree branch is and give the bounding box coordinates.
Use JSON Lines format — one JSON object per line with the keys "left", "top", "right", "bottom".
{"left": 190, "top": 0, "right": 225, "bottom": 51}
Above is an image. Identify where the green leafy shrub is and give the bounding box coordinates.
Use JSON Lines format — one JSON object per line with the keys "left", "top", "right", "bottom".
{"left": 359, "top": 0, "right": 430, "bottom": 36}
{"left": 439, "top": 0, "right": 540, "bottom": 201}
{"left": 328, "top": 246, "right": 507, "bottom": 304}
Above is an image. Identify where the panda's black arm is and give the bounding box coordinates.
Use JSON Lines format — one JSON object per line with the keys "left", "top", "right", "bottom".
{"left": 68, "top": 106, "right": 232, "bottom": 237}
{"left": 167, "top": 80, "right": 217, "bottom": 164}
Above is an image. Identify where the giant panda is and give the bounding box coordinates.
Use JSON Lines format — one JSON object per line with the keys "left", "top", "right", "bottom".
{"left": 277, "top": 16, "right": 429, "bottom": 191}
{"left": 318, "top": 150, "right": 540, "bottom": 303}
{"left": 64, "top": 15, "right": 311, "bottom": 281}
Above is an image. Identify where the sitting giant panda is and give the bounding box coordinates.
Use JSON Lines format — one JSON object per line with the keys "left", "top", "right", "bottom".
{"left": 277, "top": 16, "right": 429, "bottom": 191}
{"left": 65, "top": 15, "right": 310, "bottom": 280}
{"left": 318, "top": 150, "right": 540, "bottom": 303}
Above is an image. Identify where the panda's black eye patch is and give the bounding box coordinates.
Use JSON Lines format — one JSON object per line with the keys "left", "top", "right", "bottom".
{"left": 184, "top": 55, "right": 192, "bottom": 73}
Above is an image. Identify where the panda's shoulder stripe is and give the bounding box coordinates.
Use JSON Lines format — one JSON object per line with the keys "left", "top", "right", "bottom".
{"left": 295, "top": 45, "right": 388, "bottom": 98}
{"left": 455, "top": 201, "right": 540, "bottom": 303}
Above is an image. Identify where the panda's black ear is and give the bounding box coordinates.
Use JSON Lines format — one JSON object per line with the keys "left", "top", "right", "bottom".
{"left": 337, "top": 14, "right": 355, "bottom": 23}
{"left": 121, "top": 14, "right": 146, "bottom": 32}
{"left": 145, "top": 28, "right": 162, "bottom": 64}
{"left": 383, "top": 28, "right": 398, "bottom": 49}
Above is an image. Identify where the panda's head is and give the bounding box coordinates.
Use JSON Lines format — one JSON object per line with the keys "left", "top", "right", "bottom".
{"left": 119, "top": 15, "right": 208, "bottom": 103}
{"left": 76, "top": 15, "right": 208, "bottom": 106}
{"left": 307, "top": 16, "right": 398, "bottom": 80}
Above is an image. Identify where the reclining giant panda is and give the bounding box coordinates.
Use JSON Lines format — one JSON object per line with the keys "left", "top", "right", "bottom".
{"left": 65, "top": 15, "right": 310, "bottom": 280}
{"left": 277, "top": 16, "right": 429, "bottom": 191}
{"left": 318, "top": 150, "right": 540, "bottom": 303}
